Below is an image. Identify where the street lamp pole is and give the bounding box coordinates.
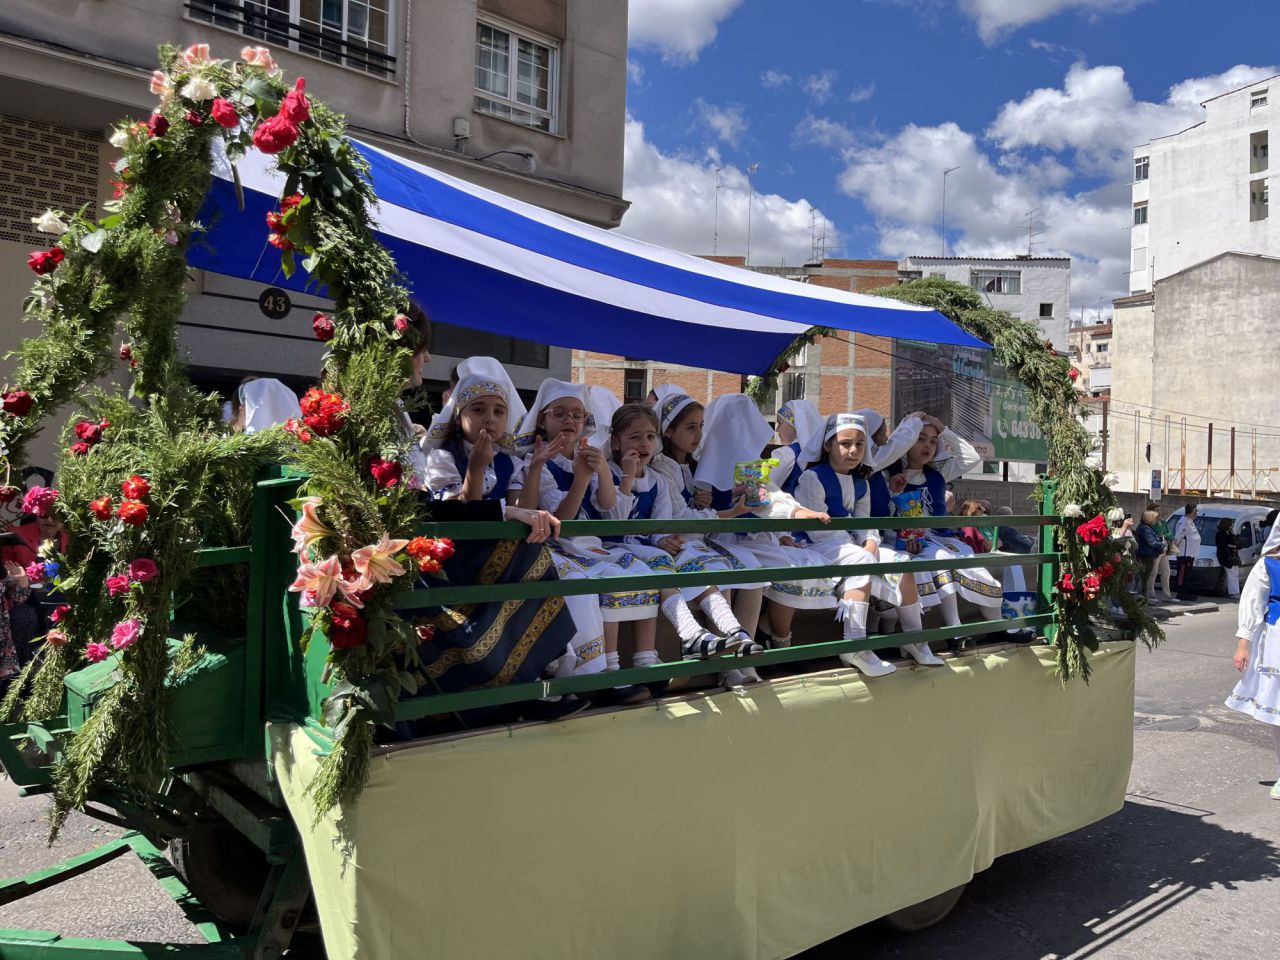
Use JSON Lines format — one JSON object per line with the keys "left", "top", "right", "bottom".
{"left": 941, "top": 165, "right": 960, "bottom": 257}
{"left": 746, "top": 162, "right": 758, "bottom": 265}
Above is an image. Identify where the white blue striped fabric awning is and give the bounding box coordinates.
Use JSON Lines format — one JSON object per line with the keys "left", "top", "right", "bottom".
{"left": 189, "top": 140, "right": 989, "bottom": 374}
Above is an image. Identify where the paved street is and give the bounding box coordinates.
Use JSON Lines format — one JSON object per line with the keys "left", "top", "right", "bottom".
{"left": 0, "top": 604, "right": 1276, "bottom": 957}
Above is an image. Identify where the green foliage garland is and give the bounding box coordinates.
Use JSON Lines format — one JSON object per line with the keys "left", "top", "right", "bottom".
{"left": 751, "top": 277, "right": 1163, "bottom": 681}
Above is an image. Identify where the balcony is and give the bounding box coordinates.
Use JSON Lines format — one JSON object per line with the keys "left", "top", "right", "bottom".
{"left": 187, "top": 0, "right": 396, "bottom": 79}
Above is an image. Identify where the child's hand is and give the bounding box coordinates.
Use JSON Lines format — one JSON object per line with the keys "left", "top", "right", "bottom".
{"left": 658, "top": 534, "right": 684, "bottom": 555}
{"left": 531, "top": 434, "right": 566, "bottom": 467}
{"left": 908, "top": 410, "right": 928, "bottom": 421}
{"left": 779, "top": 535, "right": 799, "bottom": 548}
{"left": 924, "top": 415, "right": 946, "bottom": 432}
{"left": 719, "top": 495, "right": 750, "bottom": 518}
{"left": 888, "top": 474, "right": 908, "bottom": 494}
{"left": 573, "top": 443, "right": 601, "bottom": 480}
{"left": 793, "top": 507, "right": 830, "bottom": 524}
{"left": 620, "top": 450, "right": 641, "bottom": 478}
{"left": 692, "top": 488, "right": 713, "bottom": 509}
{"left": 1234, "top": 637, "right": 1250, "bottom": 672}
{"left": 905, "top": 539, "right": 924, "bottom": 555}
{"left": 471, "top": 430, "right": 495, "bottom": 470}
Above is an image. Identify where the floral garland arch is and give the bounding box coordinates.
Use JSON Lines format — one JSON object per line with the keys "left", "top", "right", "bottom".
{"left": 1, "top": 43, "right": 445, "bottom": 822}
{"left": 747, "top": 277, "right": 1164, "bottom": 682}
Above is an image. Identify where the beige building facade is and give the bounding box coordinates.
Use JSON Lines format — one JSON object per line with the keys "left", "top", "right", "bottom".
{"left": 0, "top": 0, "right": 628, "bottom": 470}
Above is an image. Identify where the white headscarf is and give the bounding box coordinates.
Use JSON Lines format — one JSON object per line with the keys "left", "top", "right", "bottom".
{"left": 777, "top": 398, "right": 823, "bottom": 445}
{"left": 649, "top": 383, "right": 684, "bottom": 408}
{"left": 1261, "top": 518, "right": 1280, "bottom": 557}
{"left": 797, "top": 412, "right": 869, "bottom": 471}
{"left": 657, "top": 392, "right": 698, "bottom": 438}
{"left": 852, "top": 407, "right": 885, "bottom": 440}
{"left": 423, "top": 371, "right": 519, "bottom": 450}
{"left": 454, "top": 356, "right": 527, "bottom": 428}
{"left": 695, "top": 394, "right": 774, "bottom": 491}
{"left": 240, "top": 378, "right": 301, "bottom": 434}
{"left": 512, "top": 379, "right": 592, "bottom": 454}
{"left": 588, "top": 385, "right": 621, "bottom": 448}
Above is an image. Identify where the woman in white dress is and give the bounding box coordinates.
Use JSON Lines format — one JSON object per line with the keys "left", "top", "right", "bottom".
{"left": 1227, "top": 522, "right": 1280, "bottom": 800}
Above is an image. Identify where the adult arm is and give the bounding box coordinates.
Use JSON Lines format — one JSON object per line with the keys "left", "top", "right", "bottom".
{"left": 868, "top": 414, "right": 923, "bottom": 472}
{"left": 935, "top": 428, "right": 983, "bottom": 482}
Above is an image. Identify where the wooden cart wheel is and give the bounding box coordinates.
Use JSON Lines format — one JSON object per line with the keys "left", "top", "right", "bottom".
{"left": 168, "top": 820, "right": 271, "bottom": 929}
{"left": 882, "top": 883, "right": 967, "bottom": 933}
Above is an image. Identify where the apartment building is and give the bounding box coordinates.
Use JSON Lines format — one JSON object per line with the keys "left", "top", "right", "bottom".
{"left": 0, "top": 0, "right": 628, "bottom": 467}
{"left": 1131, "top": 72, "right": 1278, "bottom": 292}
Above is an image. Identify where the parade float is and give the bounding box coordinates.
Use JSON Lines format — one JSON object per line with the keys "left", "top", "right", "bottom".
{"left": 0, "top": 45, "right": 1158, "bottom": 960}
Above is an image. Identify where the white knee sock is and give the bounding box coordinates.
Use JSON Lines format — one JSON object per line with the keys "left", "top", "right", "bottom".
{"left": 661, "top": 594, "right": 706, "bottom": 642}
{"left": 769, "top": 633, "right": 792, "bottom": 649}
{"left": 838, "top": 599, "right": 869, "bottom": 640}
{"left": 977, "top": 601, "right": 1003, "bottom": 624}
{"left": 898, "top": 602, "right": 923, "bottom": 634}
{"left": 939, "top": 592, "right": 961, "bottom": 627}
{"left": 699, "top": 591, "right": 743, "bottom": 636}
{"left": 606, "top": 651, "right": 620, "bottom": 671}
{"left": 633, "top": 649, "right": 661, "bottom": 668}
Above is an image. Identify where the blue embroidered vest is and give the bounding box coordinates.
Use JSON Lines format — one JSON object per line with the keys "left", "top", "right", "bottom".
{"left": 1266, "top": 556, "right": 1280, "bottom": 626}
{"left": 807, "top": 461, "right": 867, "bottom": 519}
{"left": 583, "top": 464, "right": 660, "bottom": 542}
{"left": 546, "top": 458, "right": 574, "bottom": 493}
{"left": 885, "top": 463, "right": 954, "bottom": 537}
{"left": 780, "top": 441, "right": 803, "bottom": 495}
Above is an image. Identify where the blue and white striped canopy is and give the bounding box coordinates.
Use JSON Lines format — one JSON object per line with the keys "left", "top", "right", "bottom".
{"left": 190, "top": 139, "right": 988, "bottom": 374}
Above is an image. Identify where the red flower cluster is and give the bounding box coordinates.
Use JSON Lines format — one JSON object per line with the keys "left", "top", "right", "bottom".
{"left": 2, "top": 389, "right": 34, "bottom": 416}
{"left": 1082, "top": 573, "right": 1103, "bottom": 599}
{"left": 299, "top": 387, "right": 348, "bottom": 437}
{"left": 1057, "top": 572, "right": 1076, "bottom": 594}
{"left": 312, "top": 312, "right": 334, "bottom": 341}
{"left": 1076, "top": 514, "right": 1109, "bottom": 545}
{"left": 27, "top": 247, "right": 64, "bottom": 275}
{"left": 328, "top": 601, "right": 367, "bottom": 649}
{"left": 70, "top": 417, "right": 111, "bottom": 456}
{"left": 0, "top": 486, "right": 19, "bottom": 505}
{"left": 281, "top": 193, "right": 303, "bottom": 212}
{"left": 406, "top": 536, "right": 454, "bottom": 573}
{"left": 252, "top": 78, "right": 308, "bottom": 155}
{"left": 415, "top": 624, "right": 435, "bottom": 644}
{"left": 369, "top": 456, "right": 402, "bottom": 488}
{"left": 1068, "top": 368, "right": 1080, "bottom": 382}
{"left": 283, "top": 418, "right": 313, "bottom": 443}
{"left": 1096, "top": 560, "right": 1118, "bottom": 580}
{"left": 122, "top": 475, "right": 151, "bottom": 500}
{"left": 146, "top": 113, "right": 169, "bottom": 138}
{"left": 118, "top": 500, "right": 149, "bottom": 526}
{"left": 119, "top": 343, "right": 138, "bottom": 369}
{"left": 185, "top": 110, "right": 204, "bottom": 126}
{"left": 211, "top": 98, "right": 238, "bottom": 128}
{"left": 89, "top": 495, "right": 113, "bottom": 520}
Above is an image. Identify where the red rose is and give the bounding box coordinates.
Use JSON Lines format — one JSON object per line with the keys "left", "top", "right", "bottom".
{"left": 428, "top": 538, "right": 455, "bottom": 562}
{"left": 1096, "top": 561, "right": 1117, "bottom": 580}
{"left": 211, "top": 98, "right": 239, "bottom": 128}
{"left": 119, "top": 343, "right": 133, "bottom": 362}
{"left": 2, "top": 390, "right": 34, "bottom": 416}
{"left": 0, "top": 486, "right": 19, "bottom": 505}
{"left": 117, "top": 499, "right": 149, "bottom": 526}
{"left": 369, "top": 456, "right": 402, "bottom": 489}
{"left": 252, "top": 114, "right": 300, "bottom": 154}
{"left": 1057, "top": 572, "right": 1076, "bottom": 594}
{"left": 74, "top": 420, "right": 105, "bottom": 443}
{"left": 299, "top": 388, "right": 348, "bottom": 437}
{"left": 106, "top": 574, "right": 131, "bottom": 597}
{"left": 1082, "top": 573, "right": 1102, "bottom": 599}
{"left": 27, "top": 248, "right": 64, "bottom": 275}
{"left": 283, "top": 418, "right": 313, "bottom": 443}
{"left": 1076, "top": 514, "right": 1109, "bottom": 545}
{"left": 415, "top": 624, "right": 435, "bottom": 644}
{"left": 111, "top": 180, "right": 128, "bottom": 200}
{"left": 267, "top": 231, "right": 293, "bottom": 251}
{"left": 185, "top": 110, "right": 204, "bottom": 126}
{"left": 147, "top": 113, "right": 169, "bottom": 137}
{"left": 280, "top": 77, "right": 310, "bottom": 124}
{"left": 1068, "top": 368, "right": 1080, "bottom": 381}
{"left": 393, "top": 314, "right": 409, "bottom": 333}
{"left": 128, "top": 558, "right": 159, "bottom": 583}
{"left": 281, "top": 193, "right": 303, "bottom": 212}
{"left": 89, "top": 496, "right": 113, "bottom": 520}
{"left": 328, "top": 602, "right": 367, "bottom": 649}
{"left": 69, "top": 441, "right": 91, "bottom": 456}
{"left": 418, "top": 556, "right": 443, "bottom": 575}
{"left": 49, "top": 604, "right": 71, "bottom": 624}
{"left": 121, "top": 475, "right": 151, "bottom": 500}
{"left": 265, "top": 211, "right": 285, "bottom": 232}
{"left": 312, "top": 312, "right": 334, "bottom": 341}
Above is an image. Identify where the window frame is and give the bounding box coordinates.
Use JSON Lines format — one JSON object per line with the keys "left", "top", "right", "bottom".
{"left": 474, "top": 17, "right": 561, "bottom": 135}
{"left": 970, "top": 269, "right": 1022, "bottom": 296}
{"left": 1133, "top": 202, "right": 1149, "bottom": 225}
{"left": 186, "top": 0, "right": 397, "bottom": 79}
{"left": 1038, "top": 302, "right": 1054, "bottom": 318}
{"left": 622, "top": 367, "right": 648, "bottom": 404}
{"left": 1251, "top": 89, "right": 1269, "bottom": 109}
{"left": 1134, "top": 156, "right": 1149, "bottom": 181}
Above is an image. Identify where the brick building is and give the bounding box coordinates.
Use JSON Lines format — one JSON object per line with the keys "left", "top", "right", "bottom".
{"left": 571, "top": 257, "right": 901, "bottom": 418}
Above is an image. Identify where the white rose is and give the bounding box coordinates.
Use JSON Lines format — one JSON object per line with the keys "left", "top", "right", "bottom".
{"left": 1107, "top": 507, "right": 1125, "bottom": 522}
{"left": 31, "top": 210, "right": 68, "bottom": 234}
{"left": 1062, "top": 503, "right": 1084, "bottom": 518}
{"left": 181, "top": 76, "right": 219, "bottom": 102}
{"left": 109, "top": 126, "right": 131, "bottom": 149}
{"left": 1104, "top": 473, "right": 1120, "bottom": 488}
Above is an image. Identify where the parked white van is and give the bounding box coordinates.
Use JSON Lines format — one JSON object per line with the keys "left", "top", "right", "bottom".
{"left": 1165, "top": 503, "right": 1275, "bottom": 595}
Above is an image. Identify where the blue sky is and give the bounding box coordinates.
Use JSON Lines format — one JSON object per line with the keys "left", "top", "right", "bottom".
{"left": 619, "top": 0, "right": 1278, "bottom": 317}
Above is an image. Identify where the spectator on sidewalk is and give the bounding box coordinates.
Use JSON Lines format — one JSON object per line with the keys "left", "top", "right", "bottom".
{"left": 1136, "top": 510, "right": 1169, "bottom": 601}
{"left": 1216, "top": 517, "right": 1242, "bottom": 599}
{"left": 1173, "top": 504, "right": 1202, "bottom": 602}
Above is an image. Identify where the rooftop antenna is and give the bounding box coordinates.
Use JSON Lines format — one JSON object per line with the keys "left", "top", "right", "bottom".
{"left": 1025, "top": 207, "right": 1045, "bottom": 255}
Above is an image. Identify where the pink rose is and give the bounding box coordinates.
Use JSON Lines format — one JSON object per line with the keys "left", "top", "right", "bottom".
{"left": 49, "top": 604, "right": 70, "bottom": 624}
{"left": 22, "top": 486, "right": 58, "bottom": 518}
{"left": 128, "top": 558, "right": 159, "bottom": 583}
{"left": 110, "top": 618, "right": 142, "bottom": 651}
{"left": 46, "top": 629, "right": 67, "bottom": 647}
{"left": 106, "top": 574, "right": 131, "bottom": 597}
{"left": 85, "top": 642, "right": 111, "bottom": 663}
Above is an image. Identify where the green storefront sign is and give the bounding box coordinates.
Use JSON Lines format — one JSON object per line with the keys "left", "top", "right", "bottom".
{"left": 990, "top": 365, "right": 1047, "bottom": 463}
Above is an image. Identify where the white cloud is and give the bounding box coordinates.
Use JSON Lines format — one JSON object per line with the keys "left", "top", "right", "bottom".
{"left": 792, "top": 114, "right": 858, "bottom": 151}
{"left": 628, "top": 0, "right": 744, "bottom": 63}
{"left": 761, "top": 69, "right": 792, "bottom": 89}
{"left": 833, "top": 61, "right": 1278, "bottom": 321}
{"left": 620, "top": 116, "right": 837, "bottom": 266}
{"left": 803, "top": 70, "right": 837, "bottom": 104}
{"left": 847, "top": 82, "right": 877, "bottom": 104}
{"left": 627, "top": 59, "right": 645, "bottom": 84}
{"left": 960, "top": 0, "right": 1149, "bottom": 44}
{"left": 693, "top": 98, "right": 748, "bottom": 147}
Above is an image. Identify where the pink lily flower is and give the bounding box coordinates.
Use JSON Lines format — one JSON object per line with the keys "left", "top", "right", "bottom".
{"left": 351, "top": 533, "right": 410, "bottom": 586}
{"left": 241, "top": 46, "right": 279, "bottom": 74}
{"left": 288, "top": 554, "right": 344, "bottom": 608}
{"left": 150, "top": 70, "right": 172, "bottom": 97}
{"left": 181, "top": 43, "right": 212, "bottom": 66}
{"left": 290, "top": 497, "right": 335, "bottom": 554}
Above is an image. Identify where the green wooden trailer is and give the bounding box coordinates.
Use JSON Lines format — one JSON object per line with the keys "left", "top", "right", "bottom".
{"left": 0, "top": 474, "right": 1136, "bottom": 959}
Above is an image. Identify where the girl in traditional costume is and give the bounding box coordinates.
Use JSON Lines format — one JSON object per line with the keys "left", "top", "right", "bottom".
{"left": 1227, "top": 522, "right": 1280, "bottom": 800}
{"left": 771, "top": 398, "right": 823, "bottom": 494}
{"left": 869, "top": 415, "right": 1004, "bottom": 650}
{"left": 592, "top": 403, "right": 762, "bottom": 666}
